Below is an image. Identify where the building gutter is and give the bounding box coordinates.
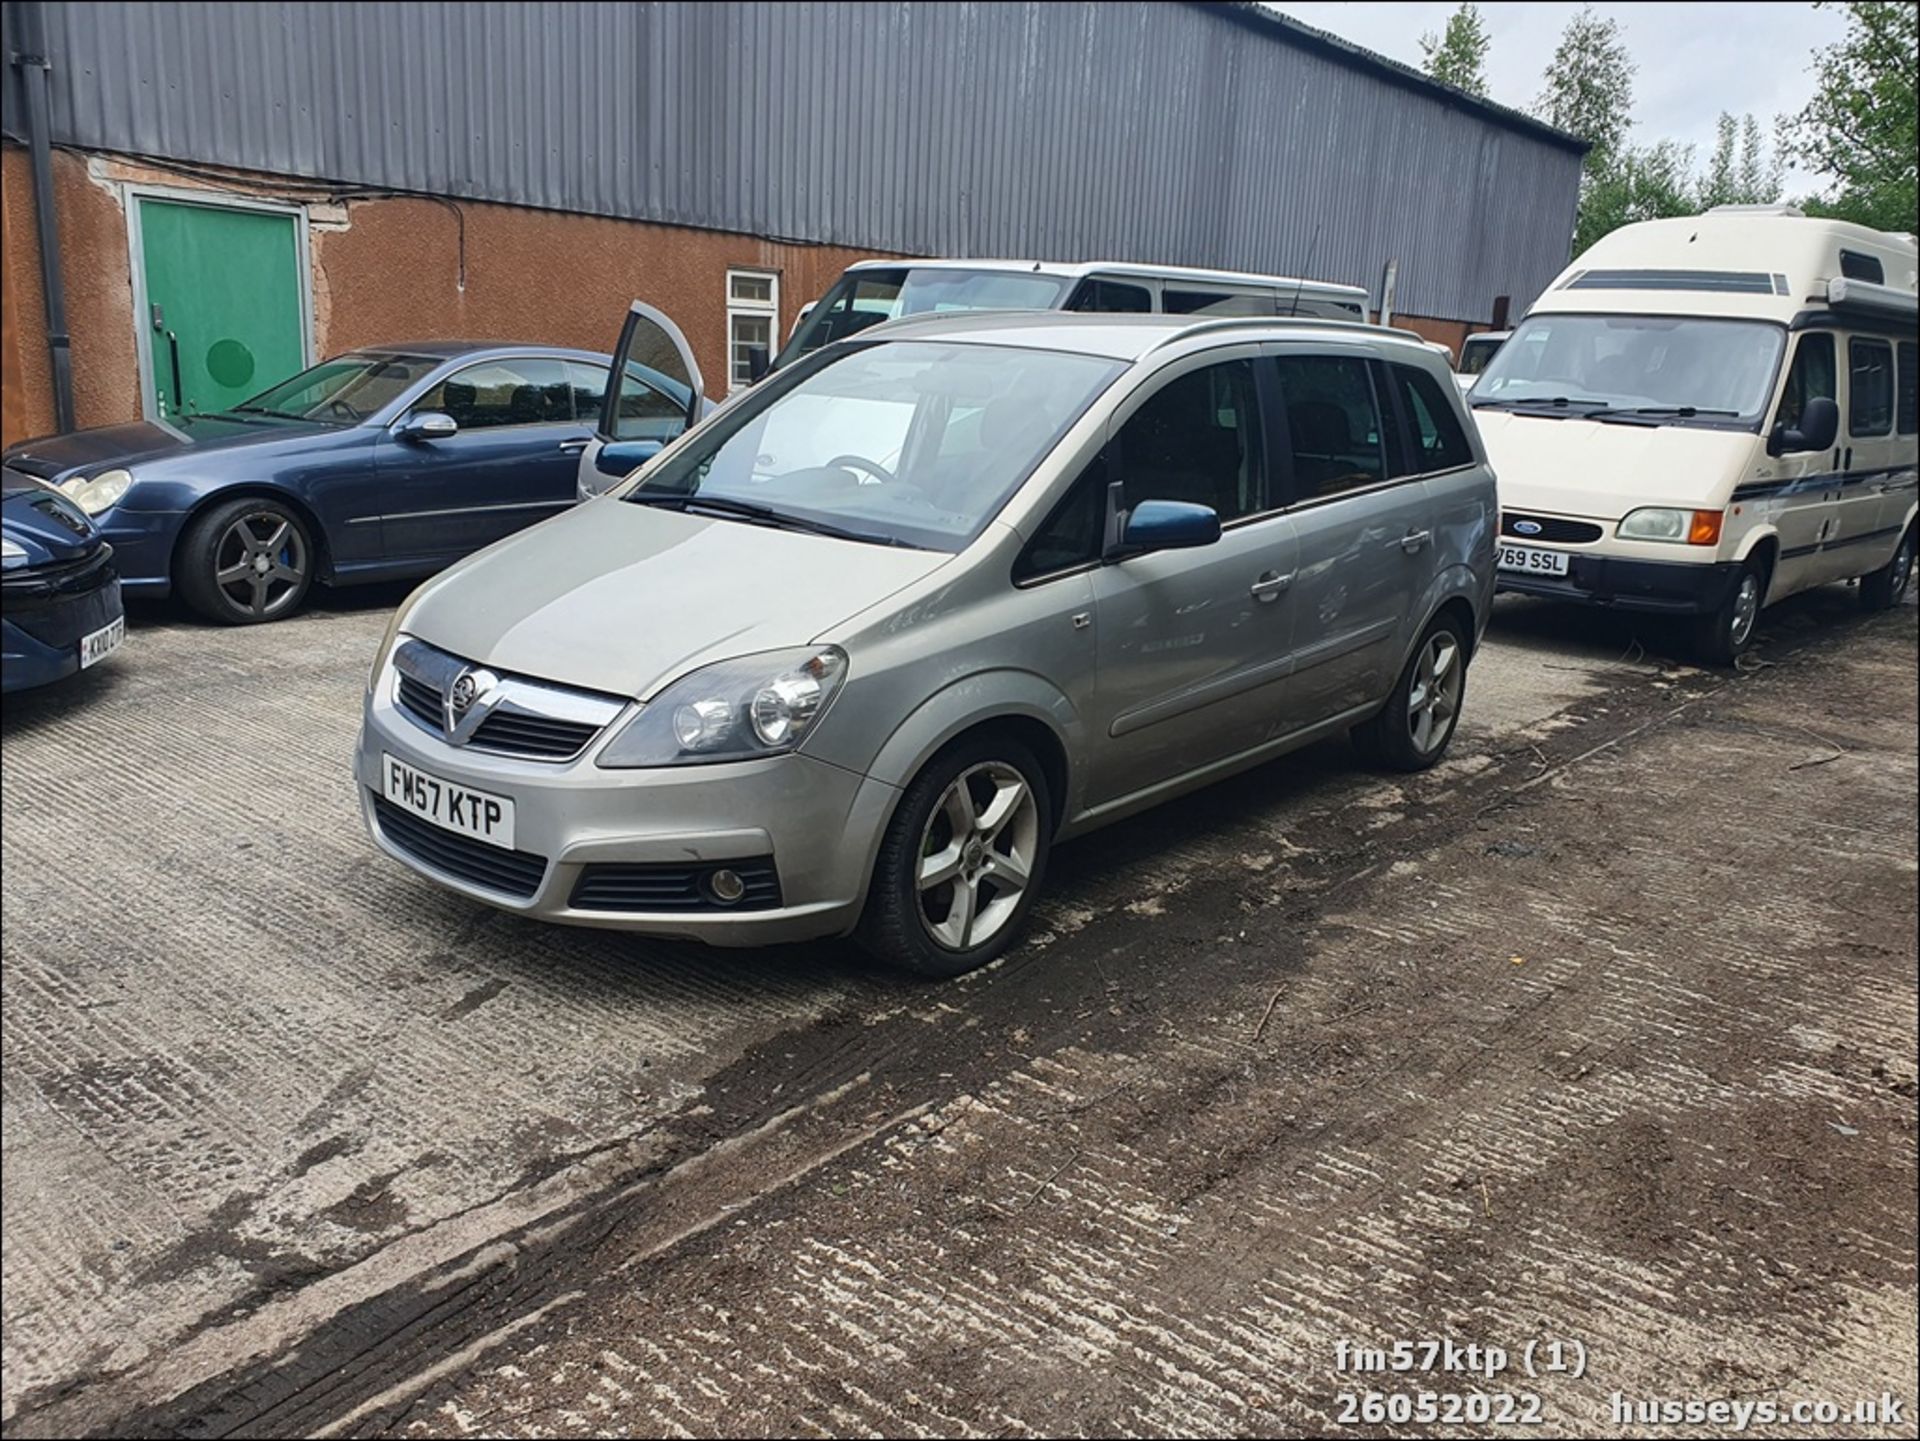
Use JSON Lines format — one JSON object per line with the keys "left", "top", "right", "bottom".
{"left": 8, "top": 1, "right": 75, "bottom": 433}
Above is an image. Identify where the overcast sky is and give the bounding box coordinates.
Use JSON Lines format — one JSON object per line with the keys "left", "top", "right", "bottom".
{"left": 1272, "top": 2, "right": 1849, "bottom": 194}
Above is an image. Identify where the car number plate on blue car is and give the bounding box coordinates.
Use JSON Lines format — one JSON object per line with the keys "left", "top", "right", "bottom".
{"left": 382, "top": 753, "right": 516, "bottom": 850}
{"left": 1496, "top": 543, "right": 1569, "bottom": 577}
{"left": 78, "top": 617, "right": 125, "bottom": 669}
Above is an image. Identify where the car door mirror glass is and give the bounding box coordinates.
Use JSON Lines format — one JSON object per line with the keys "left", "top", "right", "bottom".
{"left": 598, "top": 438, "right": 665, "bottom": 477}
{"left": 400, "top": 411, "right": 458, "bottom": 442}
{"left": 1772, "top": 394, "right": 1839, "bottom": 455}
{"left": 1114, "top": 499, "right": 1221, "bottom": 556}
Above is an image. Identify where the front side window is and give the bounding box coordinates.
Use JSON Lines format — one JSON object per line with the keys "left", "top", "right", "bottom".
{"left": 1775, "top": 333, "right": 1836, "bottom": 433}
{"left": 630, "top": 341, "right": 1121, "bottom": 552}
{"left": 776, "top": 267, "right": 1073, "bottom": 366}
{"left": 1067, "top": 277, "right": 1154, "bottom": 313}
{"left": 1472, "top": 314, "right": 1786, "bottom": 423}
{"left": 1849, "top": 337, "right": 1894, "bottom": 438}
{"left": 1388, "top": 364, "right": 1474, "bottom": 473}
{"left": 1112, "top": 360, "right": 1265, "bottom": 519}
{"left": 231, "top": 352, "right": 443, "bottom": 425}
{"left": 727, "top": 269, "right": 780, "bottom": 392}
{"left": 414, "top": 358, "right": 575, "bottom": 430}
{"left": 1274, "top": 355, "right": 1388, "bottom": 500}
{"left": 1898, "top": 341, "right": 1918, "bottom": 436}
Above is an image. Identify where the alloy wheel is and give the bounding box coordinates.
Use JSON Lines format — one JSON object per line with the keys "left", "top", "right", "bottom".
{"left": 916, "top": 761, "right": 1040, "bottom": 953}
{"left": 214, "top": 512, "right": 308, "bottom": 619}
{"left": 1406, "top": 630, "right": 1463, "bottom": 755}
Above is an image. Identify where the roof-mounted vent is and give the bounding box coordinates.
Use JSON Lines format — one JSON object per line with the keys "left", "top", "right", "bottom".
{"left": 1704, "top": 203, "right": 1806, "bottom": 217}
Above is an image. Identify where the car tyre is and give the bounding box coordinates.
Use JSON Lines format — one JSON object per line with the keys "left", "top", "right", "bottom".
{"left": 1352, "top": 612, "right": 1470, "bottom": 772}
{"left": 857, "top": 734, "right": 1053, "bottom": 979}
{"left": 1858, "top": 522, "right": 1916, "bottom": 612}
{"left": 177, "top": 497, "right": 315, "bottom": 625}
{"left": 1691, "top": 553, "right": 1767, "bottom": 666}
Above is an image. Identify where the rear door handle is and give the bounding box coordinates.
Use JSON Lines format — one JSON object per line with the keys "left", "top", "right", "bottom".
{"left": 1250, "top": 571, "right": 1293, "bottom": 602}
{"left": 1397, "top": 529, "right": 1432, "bottom": 553}
{"left": 558, "top": 438, "right": 591, "bottom": 453}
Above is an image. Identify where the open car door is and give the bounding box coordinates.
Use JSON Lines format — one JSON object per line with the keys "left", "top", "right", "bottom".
{"left": 577, "top": 301, "right": 708, "bottom": 498}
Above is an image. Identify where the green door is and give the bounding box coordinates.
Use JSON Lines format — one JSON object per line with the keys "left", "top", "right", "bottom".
{"left": 137, "top": 198, "right": 306, "bottom": 422}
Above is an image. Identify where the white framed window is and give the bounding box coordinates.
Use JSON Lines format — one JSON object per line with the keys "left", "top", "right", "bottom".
{"left": 726, "top": 269, "right": 780, "bottom": 391}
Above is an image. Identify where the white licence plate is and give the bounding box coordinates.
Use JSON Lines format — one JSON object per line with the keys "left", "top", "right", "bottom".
{"left": 382, "top": 753, "right": 516, "bottom": 851}
{"left": 1497, "top": 543, "right": 1570, "bottom": 577}
{"left": 79, "top": 616, "right": 125, "bottom": 668}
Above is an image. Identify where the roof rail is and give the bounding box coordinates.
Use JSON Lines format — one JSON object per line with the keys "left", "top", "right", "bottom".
{"left": 1148, "top": 314, "right": 1428, "bottom": 352}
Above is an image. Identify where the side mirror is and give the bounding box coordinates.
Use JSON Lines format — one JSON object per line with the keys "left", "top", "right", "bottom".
{"left": 744, "top": 345, "right": 772, "bottom": 384}
{"left": 1111, "top": 499, "right": 1222, "bottom": 557}
{"left": 400, "top": 411, "right": 457, "bottom": 442}
{"left": 597, "top": 438, "right": 665, "bottom": 477}
{"left": 1769, "top": 394, "right": 1839, "bottom": 455}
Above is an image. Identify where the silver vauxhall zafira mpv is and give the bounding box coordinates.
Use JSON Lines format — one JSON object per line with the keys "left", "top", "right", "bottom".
{"left": 356, "top": 311, "right": 1496, "bottom": 976}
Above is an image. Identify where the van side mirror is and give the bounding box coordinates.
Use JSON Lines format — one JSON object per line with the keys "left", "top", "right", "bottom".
{"left": 1769, "top": 394, "right": 1839, "bottom": 455}
{"left": 745, "top": 346, "right": 771, "bottom": 384}
{"left": 399, "top": 411, "right": 458, "bottom": 442}
{"left": 1109, "top": 499, "right": 1222, "bottom": 558}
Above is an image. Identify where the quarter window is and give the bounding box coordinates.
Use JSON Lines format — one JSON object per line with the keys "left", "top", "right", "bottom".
{"left": 1068, "top": 278, "right": 1154, "bottom": 313}
{"left": 1895, "top": 341, "right": 1917, "bottom": 436}
{"left": 1849, "top": 337, "right": 1893, "bottom": 438}
{"left": 415, "top": 358, "right": 574, "bottom": 430}
{"left": 726, "top": 269, "right": 780, "bottom": 392}
{"left": 1162, "top": 288, "right": 1274, "bottom": 317}
{"left": 1273, "top": 355, "right": 1388, "bottom": 500}
{"left": 1775, "top": 333, "right": 1836, "bottom": 433}
{"left": 1014, "top": 468, "right": 1107, "bottom": 582}
{"left": 1112, "top": 360, "right": 1265, "bottom": 520}
{"left": 1387, "top": 364, "right": 1474, "bottom": 474}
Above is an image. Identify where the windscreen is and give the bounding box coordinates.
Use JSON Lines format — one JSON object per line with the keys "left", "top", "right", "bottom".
{"left": 1471, "top": 315, "right": 1785, "bottom": 421}
{"left": 628, "top": 340, "right": 1122, "bottom": 551}
{"left": 230, "top": 353, "right": 444, "bottom": 425}
{"left": 774, "top": 268, "right": 1074, "bottom": 367}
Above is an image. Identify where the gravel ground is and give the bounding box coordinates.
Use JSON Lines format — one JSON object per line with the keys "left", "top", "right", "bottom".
{"left": 2, "top": 580, "right": 1914, "bottom": 1439}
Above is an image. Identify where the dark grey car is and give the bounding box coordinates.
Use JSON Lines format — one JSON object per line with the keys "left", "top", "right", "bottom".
{"left": 356, "top": 312, "right": 1497, "bottom": 976}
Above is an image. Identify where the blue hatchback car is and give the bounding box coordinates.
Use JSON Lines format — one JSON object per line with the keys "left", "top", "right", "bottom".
{"left": 0, "top": 341, "right": 701, "bottom": 624}
{"left": 2, "top": 465, "right": 126, "bottom": 692}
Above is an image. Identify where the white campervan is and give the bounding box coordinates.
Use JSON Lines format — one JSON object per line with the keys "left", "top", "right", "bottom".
{"left": 1472, "top": 207, "right": 1918, "bottom": 662}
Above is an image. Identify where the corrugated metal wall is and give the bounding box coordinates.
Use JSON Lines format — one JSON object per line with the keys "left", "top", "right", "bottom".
{"left": 4, "top": 0, "right": 1583, "bottom": 321}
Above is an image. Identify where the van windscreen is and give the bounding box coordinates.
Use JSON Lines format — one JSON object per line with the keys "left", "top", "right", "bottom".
{"left": 776, "top": 268, "right": 1072, "bottom": 367}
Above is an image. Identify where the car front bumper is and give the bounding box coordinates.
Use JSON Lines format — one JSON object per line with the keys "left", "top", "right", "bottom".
{"left": 96, "top": 508, "right": 184, "bottom": 595}
{"left": 1497, "top": 553, "right": 1741, "bottom": 616}
{"left": 353, "top": 685, "right": 900, "bottom": 946}
{"left": 1, "top": 550, "right": 124, "bottom": 693}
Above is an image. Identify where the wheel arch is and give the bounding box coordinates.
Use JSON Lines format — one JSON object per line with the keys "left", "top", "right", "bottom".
{"left": 171, "top": 485, "right": 334, "bottom": 588}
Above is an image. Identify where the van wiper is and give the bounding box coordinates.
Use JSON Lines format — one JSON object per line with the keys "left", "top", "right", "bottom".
{"left": 1472, "top": 396, "right": 1611, "bottom": 414}
{"left": 1585, "top": 405, "right": 1742, "bottom": 420}
{"left": 632, "top": 492, "right": 917, "bottom": 549}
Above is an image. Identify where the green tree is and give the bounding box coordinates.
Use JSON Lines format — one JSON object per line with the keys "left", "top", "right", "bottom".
{"left": 1578, "top": 141, "right": 1699, "bottom": 254}
{"left": 1419, "top": 3, "right": 1491, "bottom": 97}
{"left": 1535, "top": 5, "right": 1635, "bottom": 173}
{"left": 1699, "top": 111, "right": 1785, "bottom": 210}
{"left": 1781, "top": 0, "right": 1918, "bottom": 232}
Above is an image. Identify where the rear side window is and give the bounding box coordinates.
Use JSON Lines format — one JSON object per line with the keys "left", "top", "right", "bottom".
{"left": 1776, "top": 333, "right": 1836, "bottom": 433}
{"left": 1112, "top": 360, "right": 1266, "bottom": 520}
{"left": 1068, "top": 278, "right": 1153, "bottom": 313}
{"left": 1273, "top": 355, "right": 1388, "bottom": 501}
{"left": 1163, "top": 288, "right": 1274, "bottom": 317}
{"left": 1387, "top": 364, "right": 1474, "bottom": 473}
{"left": 1849, "top": 337, "right": 1894, "bottom": 438}
{"left": 1897, "top": 341, "right": 1918, "bottom": 436}
{"left": 1839, "top": 250, "right": 1885, "bottom": 284}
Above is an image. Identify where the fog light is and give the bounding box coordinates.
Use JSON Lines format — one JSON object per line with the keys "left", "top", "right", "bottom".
{"left": 708, "top": 868, "right": 746, "bottom": 904}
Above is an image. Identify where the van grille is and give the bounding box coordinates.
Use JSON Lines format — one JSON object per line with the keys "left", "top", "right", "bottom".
{"left": 1502, "top": 513, "right": 1603, "bottom": 544}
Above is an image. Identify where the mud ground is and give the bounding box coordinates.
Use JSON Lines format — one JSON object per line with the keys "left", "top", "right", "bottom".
{"left": 2, "top": 583, "right": 1915, "bottom": 1438}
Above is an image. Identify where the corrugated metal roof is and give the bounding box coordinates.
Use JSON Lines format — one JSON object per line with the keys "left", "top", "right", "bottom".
{"left": 4, "top": 0, "right": 1584, "bottom": 321}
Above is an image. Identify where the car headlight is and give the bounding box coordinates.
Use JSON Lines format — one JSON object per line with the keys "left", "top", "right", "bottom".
{"left": 1, "top": 537, "right": 27, "bottom": 572}
{"left": 597, "top": 646, "right": 848, "bottom": 768}
{"left": 1617, "top": 507, "right": 1723, "bottom": 546}
{"left": 58, "top": 468, "right": 134, "bottom": 516}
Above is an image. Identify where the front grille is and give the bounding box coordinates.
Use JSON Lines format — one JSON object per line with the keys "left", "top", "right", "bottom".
{"left": 471, "top": 710, "right": 601, "bottom": 759}
{"left": 570, "top": 858, "right": 782, "bottom": 912}
{"left": 396, "top": 672, "right": 441, "bottom": 729}
{"left": 1502, "top": 513, "right": 1603, "bottom": 544}
{"left": 389, "top": 641, "right": 621, "bottom": 762}
{"left": 371, "top": 793, "right": 547, "bottom": 899}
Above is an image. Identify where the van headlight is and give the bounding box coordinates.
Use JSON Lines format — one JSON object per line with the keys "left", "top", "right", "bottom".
{"left": 59, "top": 468, "right": 134, "bottom": 516}
{"left": 597, "top": 647, "right": 848, "bottom": 768}
{"left": 1617, "top": 507, "right": 1723, "bottom": 546}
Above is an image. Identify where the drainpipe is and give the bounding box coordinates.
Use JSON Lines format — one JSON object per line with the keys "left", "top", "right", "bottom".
{"left": 10, "top": 1, "right": 75, "bottom": 433}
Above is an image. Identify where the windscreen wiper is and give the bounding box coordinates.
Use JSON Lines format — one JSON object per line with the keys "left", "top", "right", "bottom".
{"left": 1585, "top": 405, "right": 1742, "bottom": 420}
{"left": 633, "top": 492, "right": 918, "bottom": 549}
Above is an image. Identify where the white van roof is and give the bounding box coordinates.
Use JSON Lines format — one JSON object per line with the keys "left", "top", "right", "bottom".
{"left": 841, "top": 256, "right": 1370, "bottom": 303}
{"left": 1529, "top": 209, "right": 1919, "bottom": 326}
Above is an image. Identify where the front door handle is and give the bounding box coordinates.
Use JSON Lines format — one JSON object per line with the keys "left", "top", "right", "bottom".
{"left": 1397, "top": 529, "right": 1433, "bottom": 553}
{"left": 558, "top": 438, "right": 591, "bottom": 453}
{"left": 1250, "top": 571, "right": 1293, "bottom": 602}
